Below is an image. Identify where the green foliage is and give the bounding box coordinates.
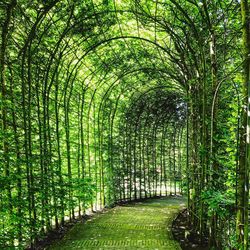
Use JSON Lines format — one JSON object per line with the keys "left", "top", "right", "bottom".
{"left": 201, "top": 190, "right": 234, "bottom": 218}
{"left": 73, "top": 177, "right": 97, "bottom": 208}
{"left": 0, "top": 0, "right": 247, "bottom": 249}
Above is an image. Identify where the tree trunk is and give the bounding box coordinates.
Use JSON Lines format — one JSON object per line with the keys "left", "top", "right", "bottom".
{"left": 237, "top": 1, "right": 250, "bottom": 249}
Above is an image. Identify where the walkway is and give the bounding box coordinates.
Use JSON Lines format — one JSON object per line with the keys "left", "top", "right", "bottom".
{"left": 48, "top": 197, "right": 186, "bottom": 250}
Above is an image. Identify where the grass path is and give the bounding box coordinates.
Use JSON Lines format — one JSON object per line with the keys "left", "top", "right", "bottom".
{"left": 48, "top": 197, "right": 186, "bottom": 250}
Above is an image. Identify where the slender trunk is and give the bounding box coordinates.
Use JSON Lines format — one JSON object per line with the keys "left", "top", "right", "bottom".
{"left": 80, "top": 87, "right": 86, "bottom": 212}
{"left": 237, "top": 1, "right": 250, "bottom": 249}
{"left": 55, "top": 76, "right": 65, "bottom": 225}
{"left": 9, "top": 67, "right": 22, "bottom": 245}
{"left": 173, "top": 126, "right": 176, "bottom": 195}
{"left": 0, "top": 0, "right": 16, "bottom": 227}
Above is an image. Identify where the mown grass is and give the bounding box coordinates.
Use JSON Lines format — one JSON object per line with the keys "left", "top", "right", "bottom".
{"left": 48, "top": 197, "right": 186, "bottom": 250}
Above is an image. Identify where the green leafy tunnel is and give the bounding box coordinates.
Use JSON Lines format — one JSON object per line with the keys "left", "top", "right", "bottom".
{"left": 0, "top": 0, "right": 249, "bottom": 249}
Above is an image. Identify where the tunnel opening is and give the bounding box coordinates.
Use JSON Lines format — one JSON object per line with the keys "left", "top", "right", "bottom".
{"left": 113, "top": 89, "right": 187, "bottom": 203}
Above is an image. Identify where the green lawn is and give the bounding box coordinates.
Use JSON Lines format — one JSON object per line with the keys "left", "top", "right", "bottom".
{"left": 48, "top": 197, "right": 186, "bottom": 250}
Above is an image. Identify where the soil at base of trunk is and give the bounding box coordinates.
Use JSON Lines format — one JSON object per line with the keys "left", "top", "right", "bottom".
{"left": 172, "top": 209, "right": 209, "bottom": 250}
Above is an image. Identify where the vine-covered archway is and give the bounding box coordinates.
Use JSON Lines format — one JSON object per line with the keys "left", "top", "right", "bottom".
{"left": 0, "top": 0, "right": 249, "bottom": 249}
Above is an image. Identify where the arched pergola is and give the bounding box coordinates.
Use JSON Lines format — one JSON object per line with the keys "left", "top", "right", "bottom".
{"left": 0, "top": 0, "right": 249, "bottom": 249}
